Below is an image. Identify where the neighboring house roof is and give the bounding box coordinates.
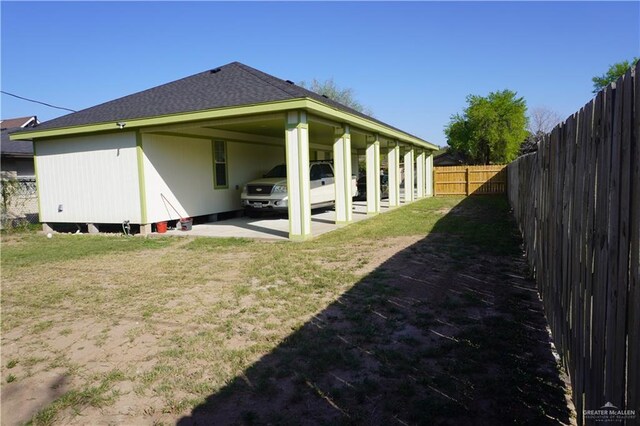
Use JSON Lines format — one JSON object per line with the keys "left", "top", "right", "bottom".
{"left": 1, "top": 128, "right": 34, "bottom": 157}
{"left": 0, "top": 116, "right": 38, "bottom": 129}
{"left": 433, "top": 148, "right": 465, "bottom": 166}
{"left": 12, "top": 62, "right": 435, "bottom": 149}
{"left": 1, "top": 116, "right": 37, "bottom": 157}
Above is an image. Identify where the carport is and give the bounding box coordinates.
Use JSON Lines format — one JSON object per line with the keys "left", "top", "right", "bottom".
{"left": 11, "top": 62, "right": 437, "bottom": 240}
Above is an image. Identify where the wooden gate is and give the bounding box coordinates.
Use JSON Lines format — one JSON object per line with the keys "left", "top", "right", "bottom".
{"left": 434, "top": 165, "right": 506, "bottom": 195}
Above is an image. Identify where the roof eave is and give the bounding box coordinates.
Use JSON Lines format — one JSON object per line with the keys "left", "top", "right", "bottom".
{"left": 10, "top": 98, "right": 437, "bottom": 150}
{"left": 303, "top": 98, "right": 438, "bottom": 151}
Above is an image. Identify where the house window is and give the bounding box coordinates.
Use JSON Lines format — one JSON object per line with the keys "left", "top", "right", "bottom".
{"left": 212, "top": 140, "right": 228, "bottom": 188}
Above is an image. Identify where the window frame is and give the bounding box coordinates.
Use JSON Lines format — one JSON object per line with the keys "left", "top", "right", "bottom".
{"left": 212, "top": 140, "right": 229, "bottom": 189}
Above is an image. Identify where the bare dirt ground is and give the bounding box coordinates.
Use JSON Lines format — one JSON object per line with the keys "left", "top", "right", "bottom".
{"left": 178, "top": 235, "right": 575, "bottom": 425}
{"left": 1, "top": 197, "right": 575, "bottom": 425}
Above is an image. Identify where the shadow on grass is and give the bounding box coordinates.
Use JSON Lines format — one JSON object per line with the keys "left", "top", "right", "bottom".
{"left": 177, "top": 196, "right": 571, "bottom": 425}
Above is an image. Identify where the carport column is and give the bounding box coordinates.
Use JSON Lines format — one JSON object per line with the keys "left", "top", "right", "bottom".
{"left": 334, "top": 125, "right": 353, "bottom": 224}
{"left": 365, "top": 135, "right": 381, "bottom": 215}
{"left": 135, "top": 131, "right": 151, "bottom": 236}
{"left": 404, "top": 146, "right": 414, "bottom": 203}
{"left": 285, "top": 111, "right": 312, "bottom": 241}
{"left": 388, "top": 142, "right": 401, "bottom": 208}
{"left": 425, "top": 153, "right": 434, "bottom": 197}
{"left": 416, "top": 150, "right": 425, "bottom": 198}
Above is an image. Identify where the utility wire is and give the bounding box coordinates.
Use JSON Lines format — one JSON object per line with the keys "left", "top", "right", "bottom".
{"left": 1, "top": 90, "right": 77, "bottom": 113}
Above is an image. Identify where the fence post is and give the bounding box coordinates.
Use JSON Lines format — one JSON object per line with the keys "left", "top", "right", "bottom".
{"left": 433, "top": 168, "right": 437, "bottom": 196}
{"left": 465, "top": 167, "right": 470, "bottom": 195}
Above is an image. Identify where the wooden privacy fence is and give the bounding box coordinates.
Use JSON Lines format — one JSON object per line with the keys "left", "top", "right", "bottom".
{"left": 507, "top": 63, "right": 639, "bottom": 425}
{"left": 434, "top": 165, "right": 506, "bottom": 195}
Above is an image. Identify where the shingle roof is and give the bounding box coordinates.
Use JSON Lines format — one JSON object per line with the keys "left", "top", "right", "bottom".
{"left": 1, "top": 128, "right": 33, "bottom": 156}
{"left": 0, "top": 116, "right": 37, "bottom": 130}
{"left": 24, "top": 62, "right": 425, "bottom": 142}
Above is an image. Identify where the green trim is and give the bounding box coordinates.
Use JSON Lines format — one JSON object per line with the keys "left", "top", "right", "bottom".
{"left": 212, "top": 140, "right": 229, "bottom": 189}
{"left": 289, "top": 233, "right": 312, "bottom": 242}
{"left": 297, "top": 124, "right": 307, "bottom": 235}
{"left": 135, "top": 131, "right": 148, "bottom": 224}
{"left": 32, "top": 141, "right": 43, "bottom": 222}
{"left": 151, "top": 131, "right": 283, "bottom": 149}
{"left": 154, "top": 131, "right": 215, "bottom": 140}
{"left": 11, "top": 98, "right": 438, "bottom": 150}
{"left": 374, "top": 139, "right": 381, "bottom": 212}
{"left": 11, "top": 99, "right": 308, "bottom": 140}
{"left": 285, "top": 121, "right": 293, "bottom": 238}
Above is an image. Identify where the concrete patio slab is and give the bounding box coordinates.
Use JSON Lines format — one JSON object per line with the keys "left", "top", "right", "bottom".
{"left": 163, "top": 200, "right": 397, "bottom": 240}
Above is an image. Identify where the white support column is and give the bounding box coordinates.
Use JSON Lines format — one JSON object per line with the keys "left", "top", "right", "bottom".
{"left": 366, "top": 135, "right": 381, "bottom": 215}
{"left": 388, "top": 142, "right": 401, "bottom": 208}
{"left": 285, "top": 111, "right": 312, "bottom": 241}
{"left": 416, "top": 150, "right": 425, "bottom": 199}
{"left": 334, "top": 125, "right": 353, "bottom": 224}
{"left": 404, "top": 146, "right": 414, "bottom": 203}
{"left": 425, "top": 153, "right": 434, "bottom": 197}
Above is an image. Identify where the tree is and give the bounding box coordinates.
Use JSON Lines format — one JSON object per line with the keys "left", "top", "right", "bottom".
{"left": 299, "top": 78, "right": 373, "bottom": 115}
{"left": 519, "top": 131, "right": 545, "bottom": 156}
{"left": 592, "top": 58, "right": 639, "bottom": 93}
{"left": 444, "top": 90, "right": 528, "bottom": 164}
{"left": 529, "top": 106, "right": 563, "bottom": 134}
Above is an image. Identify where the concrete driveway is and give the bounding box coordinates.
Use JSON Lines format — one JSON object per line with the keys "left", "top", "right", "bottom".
{"left": 164, "top": 200, "right": 392, "bottom": 240}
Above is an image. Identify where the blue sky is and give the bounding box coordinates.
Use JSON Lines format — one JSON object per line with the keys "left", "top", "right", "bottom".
{"left": 1, "top": 1, "right": 638, "bottom": 147}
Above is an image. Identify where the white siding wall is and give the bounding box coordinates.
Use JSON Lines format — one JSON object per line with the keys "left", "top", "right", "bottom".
{"left": 36, "top": 132, "right": 141, "bottom": 223}
{"left": 142, "top": 134, "right": 283, "bottom": 223}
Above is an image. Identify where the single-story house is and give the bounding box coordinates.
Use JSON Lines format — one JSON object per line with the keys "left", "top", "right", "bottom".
{"left": 11, "top": 62, "right": 437, "bottom": 240}
{"left": 1, "top": 115, "right": 38, "bottom": 177}
{"left": 1, "top": 116, "right": 40, "bottom": 224}
{"left": 433, "top": 147, "right": 465, "bottom": 166}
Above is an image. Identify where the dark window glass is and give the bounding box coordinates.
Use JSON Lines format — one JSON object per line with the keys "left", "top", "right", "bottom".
{"left": 264, "top": 165, "right": 287, "bottom": 178}
{"left": 310, "top": 165, "right": 322, "bottom": 180}
{"left": 214, "top": 141, "right": 227, "bottom": 188}
{"left": 319, "top": 164, "right": 334, "bottom": 178}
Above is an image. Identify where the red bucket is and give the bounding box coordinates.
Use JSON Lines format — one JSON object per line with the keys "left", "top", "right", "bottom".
{"left": 156, "top": 221, "right": 168, "bottom": 233}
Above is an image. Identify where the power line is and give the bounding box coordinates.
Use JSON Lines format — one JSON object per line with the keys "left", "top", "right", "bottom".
{"left": 1, "top": 90, "right": 77, "bottom": 113}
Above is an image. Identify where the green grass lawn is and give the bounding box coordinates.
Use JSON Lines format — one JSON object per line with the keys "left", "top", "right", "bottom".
{"left": 0, "top": 196, "right": 572, "bottom": 425}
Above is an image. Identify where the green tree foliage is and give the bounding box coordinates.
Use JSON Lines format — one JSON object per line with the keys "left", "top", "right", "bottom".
{"left": 592, "top": 58, "right": 639, "bottom": 93}
{"left": 445, "top": 90, "right": 529, "bottom": 164}
{"left": 299, "top": 78, "right": 373, "bottom": 115}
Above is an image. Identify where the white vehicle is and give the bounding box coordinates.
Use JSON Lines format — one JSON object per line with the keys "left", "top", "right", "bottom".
{"left": 241, "top": 161, "right": 357, "bottom": 216}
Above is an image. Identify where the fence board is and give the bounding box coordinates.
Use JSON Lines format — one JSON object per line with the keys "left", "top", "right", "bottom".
{"left": 434, "top": 165, "right": 506, "bottom": 195}
{"left": 628, "top": 60, "right": 640, "bottom": 423}
{"left": 506, "top": 63, "right": 639, "bottom": 425}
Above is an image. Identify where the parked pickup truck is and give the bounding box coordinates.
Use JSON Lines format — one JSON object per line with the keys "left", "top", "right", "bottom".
{"left": 241, "top": 161, "right": 358, "bottom": 216}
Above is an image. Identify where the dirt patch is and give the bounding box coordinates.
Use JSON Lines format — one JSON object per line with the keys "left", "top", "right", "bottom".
{"left": 1, "top": 368, "right": 70, "bottom": 425}
{"left": 1, "top": 197, "right": 574, "bottom": 425}
{"left": 178, "top": 231, "right": 575, "bottom": 425}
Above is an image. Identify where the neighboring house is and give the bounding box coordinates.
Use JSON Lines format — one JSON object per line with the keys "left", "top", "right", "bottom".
{"left": 11, "top": 62, "right": 437, "bottom": 240}
{"left": 1, "top": 116, "right": 39, "bottom": 224}
{"left": 433, "top": 147, "right": 466, "bottom": 166}
{"left": 1, "top": 116, "right": 38, "bottom": 177}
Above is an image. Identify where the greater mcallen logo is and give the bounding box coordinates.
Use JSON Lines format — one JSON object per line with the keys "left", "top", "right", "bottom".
{"left": 584, "top": 402, "right": 636, "bottom": 422}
